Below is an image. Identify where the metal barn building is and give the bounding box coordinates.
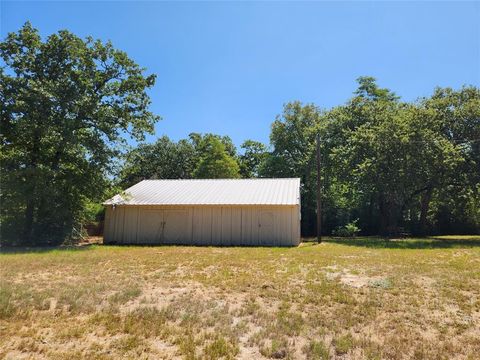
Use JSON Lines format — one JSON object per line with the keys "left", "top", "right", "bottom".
{"left": 103, "top": 178, "right": 301, "bottom": 246}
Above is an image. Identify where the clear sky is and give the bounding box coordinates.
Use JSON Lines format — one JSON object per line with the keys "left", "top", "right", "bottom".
{"left": 1, "top": 1, "right": 479, "bottom": 148}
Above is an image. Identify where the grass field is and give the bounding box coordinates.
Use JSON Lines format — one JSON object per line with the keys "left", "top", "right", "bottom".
{"left": 1, "top": 236, "right": 480, "bottom": 359}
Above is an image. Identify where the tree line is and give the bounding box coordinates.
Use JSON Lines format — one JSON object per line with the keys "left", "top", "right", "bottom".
{"left": 1, "top": 24, "right": 479, "bottom": 245}
{"left": 117, "top": 79, "right": 480, "bottom": 237}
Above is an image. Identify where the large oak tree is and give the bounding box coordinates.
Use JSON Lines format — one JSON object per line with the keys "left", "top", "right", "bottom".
{"left": 0, "top": 23, "right": 159, "bottom": 245}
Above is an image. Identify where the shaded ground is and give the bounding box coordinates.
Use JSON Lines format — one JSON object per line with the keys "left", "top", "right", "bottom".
{"left": 1, "top": 236, "right": 479, "bottom": 359}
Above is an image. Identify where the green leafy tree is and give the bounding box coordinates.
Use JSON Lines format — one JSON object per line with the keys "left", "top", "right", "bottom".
{"left": 193, "top": 136, "right": 240, "bottom": 179}
{"left": 328, "top": 80, "right": 478, "bottom": 235}
{"left": 118, "top": 136, "right": 196, "bottom": 188}
{"left": 259, "top": 78, "right": 480, "bottom": 236}
{"left": 259, "top": 101, "right": 321, "bottom": 235}
{"left": 354, "top": 76, "right": 400, "bottom": 102}
{"left": 0, "top": 23, "right": 159, "bottom": 245}
{"left": 419, "top": 86, "right": 480, "bottom": 234}
{"left": 239, "top": 140, "right": 267, "bottom": 178}
{"left": 189, "top": 132, "right": 237, "bottom": 158}
{"left": 118, "top": 133, "right": 242, "bottom": 188}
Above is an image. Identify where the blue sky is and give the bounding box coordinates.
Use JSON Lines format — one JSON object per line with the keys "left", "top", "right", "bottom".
{"left": 2, "top": 1, "right": 479, "bottom": 148}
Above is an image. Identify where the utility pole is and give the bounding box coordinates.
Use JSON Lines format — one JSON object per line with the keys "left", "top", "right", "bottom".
{"left": 316, "top": 132, "right": 322, "bottom": 244}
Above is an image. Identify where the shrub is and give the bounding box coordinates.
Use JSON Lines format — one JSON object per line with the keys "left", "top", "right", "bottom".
{"left": 82, "top": 201, "right": 105, "bottom": 223}
{"left": 332, "top": 219, "right": 361, "bottom": 237}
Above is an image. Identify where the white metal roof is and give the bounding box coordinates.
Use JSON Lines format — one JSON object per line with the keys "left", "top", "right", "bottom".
{"left": 104, "top": 178, "right": 300, "bottom": 206}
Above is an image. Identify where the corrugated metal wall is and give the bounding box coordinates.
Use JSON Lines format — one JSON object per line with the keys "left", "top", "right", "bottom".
{"left": 104, "top": 205, "right": 300, "bottom": 246}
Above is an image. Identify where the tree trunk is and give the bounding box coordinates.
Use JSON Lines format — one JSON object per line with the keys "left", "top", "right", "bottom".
{"left": 379, "top": 194, "right": 400, "bottom": 237}
{"left": 367, "top": 193, "right": 375, "bottom": 234}
{"left": 387, "top": 202, "right": 400, "bottom": 236}
{"left": 22, "top": 199, "right": 35, "bottom": 244}
{"left": 419, "top": 187, "right": 433, "bottom": 236}
{"left": 22, "top": 129, "right": 40, "bottom": 245}
{"left": 379, "top": 194, "right": 388, "bottom": 236}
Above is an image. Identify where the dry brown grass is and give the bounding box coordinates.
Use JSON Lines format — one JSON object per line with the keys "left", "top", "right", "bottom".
{"left": 1, "top": 236, "right": 479, "bottom": 359}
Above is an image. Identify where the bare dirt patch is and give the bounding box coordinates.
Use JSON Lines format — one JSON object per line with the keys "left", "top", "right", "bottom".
{"left": 326, "top": 269, "right": 389, "bottom": 289}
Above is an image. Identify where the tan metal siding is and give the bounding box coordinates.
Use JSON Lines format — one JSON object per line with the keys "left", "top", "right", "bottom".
{"left": 193, "top": 207, "right": 212, "bottom": 245}
{"left": 294, "top": 205, "right": 301, "bottom": 245}
{"left": 113, "top": 206, "right": 126, "bottom": 243}
{"left": 241, "top": 208, "right": 254, "bottom": 245}
{"left": 123, "top": 207, "right": 139, "bottom": 243}
{"left": 211, "top": 207, "right": 222, "bottom": 245}
{"left": 163, "top": 209, "right": 190, "bottom": 244}
{"left": 230, "top": 207, "right": 242, "bottom": 244}
{"left": 103, "top": 206, "right": 112, "bottom": 243}
{"left": 220, "top": 207, "right": 232, "bottom": 245}
{"left": 138, "top": 209, "right": 163, "bottom": 244}
{"left": 104, "top": 204, "right": 300, "bottom": 246}
{"left": 259, "top": 210, "right": 275, "bottom": 245}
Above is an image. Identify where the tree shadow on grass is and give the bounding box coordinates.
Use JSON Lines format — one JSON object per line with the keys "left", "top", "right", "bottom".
{"left": 325, "top": 237, "right": 480, "bottom": 249}
{"left": 0, "top": 243, "right": 95, "bottom": 255}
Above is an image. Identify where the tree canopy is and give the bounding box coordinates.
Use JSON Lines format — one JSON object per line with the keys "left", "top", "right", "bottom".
{"left": 118, "top": 133, "right": 242, "bottom": 187}
{"left": 193, "top": 135, "right": 240, "bottom": 179}
{"left": 118, "top": 136, "right": 196, "bottom": 188}
{"left": 258, "top": 79, "right": 480, "bottom": 236}
{"left": 239, "top": 140, "right": 267, "bottom": 178}
{"left": 0, "top": 23, "right": 159, "bottom": 245}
